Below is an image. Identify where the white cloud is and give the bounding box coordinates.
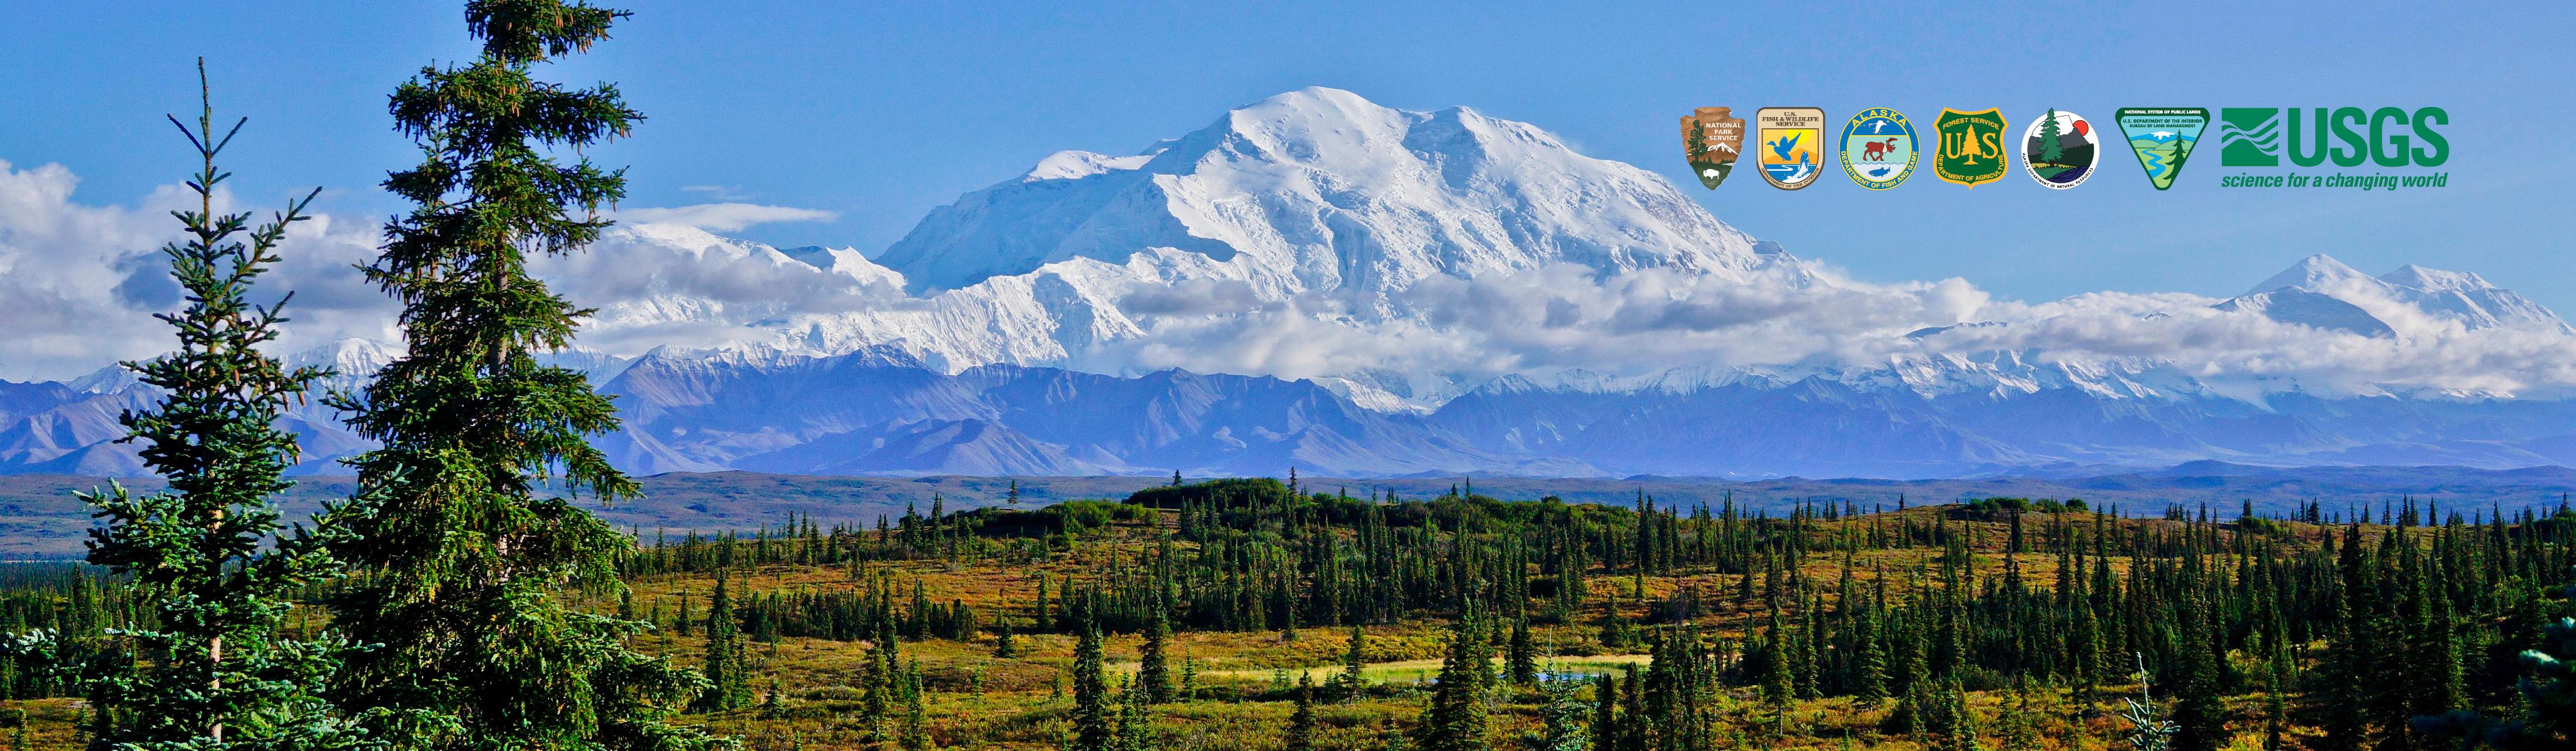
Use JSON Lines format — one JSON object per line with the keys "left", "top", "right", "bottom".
{"left": 10, "top": 159, "right": 2576, "bottom": 404}
{"left": 0, "top": 160, "right": 394, "bottom": 381}
{"left": 615, "top": 202, "right": 837, "bottom": 232}
{"left": 678, "top": 185, "right": 750, "bottom": 201}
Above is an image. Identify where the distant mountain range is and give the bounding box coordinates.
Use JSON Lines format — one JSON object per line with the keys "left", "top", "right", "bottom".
{"left": 8, "top": 88, "right": 2576, "bottom": 479}
{"left": 3, "top": 464, "right": 2569, "bottom": 556}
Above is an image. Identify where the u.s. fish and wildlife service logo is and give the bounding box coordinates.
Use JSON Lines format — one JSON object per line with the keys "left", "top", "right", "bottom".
{"left": 1933, "top": 108, "right": 2008, "bottom": 187}
{"left": 1838, "top": 108, "right": 1916, "bottom": 190}
{"left": 2114, "top": 108, "right": 2208, "bottom": 190}
{"left": 2021, "top": 108, "right": 2098, "bottom": 189}
{"left": 1680, "top": 106, "right": 1747, "bottom": 189}
{"left": 1756, "top": 106, "right": 1827, "bottom": 190}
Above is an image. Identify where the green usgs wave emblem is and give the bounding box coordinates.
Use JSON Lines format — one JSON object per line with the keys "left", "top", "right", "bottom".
{"left": 2216, "top": 107, "right": 2450, "bottom": 190}
{"left": 2218, "top": 108, "right": 2449, "bottom": 167}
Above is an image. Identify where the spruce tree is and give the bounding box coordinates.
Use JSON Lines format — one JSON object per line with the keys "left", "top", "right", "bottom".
{"left": 2172, "top": 623, "right": 2226, "bottom": 751}
{"left": 1336, "top": 624, "right": 1368, "bottom": 701}
{"left": 1523, "top": 665, "right": 1590, "bottom": 751}
{"left": 1413, "top": 610, "right": 1491, "bottom": 751}
{"left": 1853, "top": 614, "right": 1888, "bottom": 708}
{"left": 2119, "top": 654, "right": 2177, "bottom": 751}
{"left": 695, "top": 573, "right": 750, "bottom": 712}
{"left": 1759, "top": 608, "right": 1794, "bottom": 729}
{"left": 1069, "top": 616, "right": 1112, "bottom": 751}
{"left": 1508, "top": 616, "right": 1538, "bottom": 687}
{"left": 324, "top": 3, "right": 718, "bottom": 748}
{"left": 859, "top": 629, "right": 892, "bottom": 741}
{"left": 1139, "top": 608, "right": 1172, "bottom": 704}
{"left": 1285, "top": 672, "right": 1317, "bottom": 751}
{"left": 1112, "top": 678, "right": 1156, "bottom": 751}
{"left": 899, "top": 665, "right": 929, "bottom": 751}
{"left": 1590, "top": 673, "right": 1617, "bottom": 751}
{"left": 993, "top": 620, "right": 1018, "bottom": 658}
{"left": 73, "top": 62, "right": 366, "bottom": 751}
{"left": 1943, "top": 681, "right": 1979, "bottom": 751}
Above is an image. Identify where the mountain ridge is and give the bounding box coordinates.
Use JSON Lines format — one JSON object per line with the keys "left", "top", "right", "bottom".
{"left": 12, "top": 88, "right": 2576, "bottom": 479}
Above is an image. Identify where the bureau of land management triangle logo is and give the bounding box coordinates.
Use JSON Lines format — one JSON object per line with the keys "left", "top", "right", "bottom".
{"left": 2115, "top": 108, "right": 2208, "bottom": 190}
{"left": 1681, "top": 106, "right": 1747, "bottom": 189}
{"left": 1756, "top": 106, "right": 1827, "bottom": 190}
{"left": 1839, "top": 108, "right": 1916, "bottom": 190}
{"left": 1933, "top": 108, "right": 2008, "bottom": 187}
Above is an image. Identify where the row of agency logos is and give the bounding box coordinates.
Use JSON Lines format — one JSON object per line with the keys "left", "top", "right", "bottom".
{"left": 1682, "top": 106, "right": 2451, "bottom": 192}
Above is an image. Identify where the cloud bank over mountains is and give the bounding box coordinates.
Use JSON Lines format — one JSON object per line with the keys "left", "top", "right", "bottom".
{"left": 7, "top": 86, "right": 2576, "bottom": 477}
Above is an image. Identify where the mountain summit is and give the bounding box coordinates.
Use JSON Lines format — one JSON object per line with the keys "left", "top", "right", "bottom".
{"left": 2219, "top": 253, "right": 2568, "bottom": 335}
{"left": 874, "top": 87, "right": 1772, "bottom": 299}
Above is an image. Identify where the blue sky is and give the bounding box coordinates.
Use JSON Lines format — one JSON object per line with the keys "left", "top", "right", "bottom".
{"left": 4, "top": 1, "right": 2570, "bottom": 311}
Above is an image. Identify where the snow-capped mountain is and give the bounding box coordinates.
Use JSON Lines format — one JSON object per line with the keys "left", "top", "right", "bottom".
{"left": 2216, "top": 253, "right": 2570, "bottom": 338}
{"left": 875, "top": 86, "right": 1772, "bottom": 297}
{"left": 11, "top": 88, "right": 2576, "bottom": 479}
{"left": 575, "top": 87, "right": 1810, "bottom": 392}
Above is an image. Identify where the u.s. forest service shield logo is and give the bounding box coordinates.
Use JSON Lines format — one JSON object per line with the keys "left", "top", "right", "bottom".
{"left": 1755, "top": 106, "right": 1827, "bottom": 190}
{"left": 1681, "top": 106, "right": 1747, "bottom": 189}
{"left": 1933, "top": 108, "right": 2009, "bottom": 187}
{"left": 1839, "top": 108, "right": 1917, "bottom": 190}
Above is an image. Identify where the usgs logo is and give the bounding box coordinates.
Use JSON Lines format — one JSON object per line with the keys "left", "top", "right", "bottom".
{"left": 2217, "top": 107, "right": 2448, "bottom": 167}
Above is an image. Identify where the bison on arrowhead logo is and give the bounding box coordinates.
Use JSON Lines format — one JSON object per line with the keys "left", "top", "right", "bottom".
{"left": 1681, "top": 106, "right": 1746, "bottom": 189}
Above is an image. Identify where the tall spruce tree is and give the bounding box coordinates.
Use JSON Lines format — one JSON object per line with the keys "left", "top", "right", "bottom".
{"left": 899, "top": 664, "right": 929, "bottom": 751}
{"left": 1284, "top": 672, "right": 1317, "bottom": 751}
{"left": 1113, "top": 678, "right": 1157, "bottom": 751}
{"left": 1336, "top": 624, "right": 1368, "bottom": 702}
{"left": 1068, "top": 615, "right": 1112, "bottom": 751}
{"left": 1523, "top": 663, "right": 1591, "bottom": 751}
{"left": 1507, "top": 616, "right": 1538, "bottom": 687}
{"left": 73, "top": 62, "right": 367, "bottom": 751}
{"left": 1138, "top": 608, "right": 1172, "bottom": 704}
{"left": 694, "top": 574, "right": 749, "bottom": 712}
{"left": 324, "top": 3, "right": 718, "bottom": 748}
{"left": 1413, "top": 609, "right": 1491, "bottom": 751}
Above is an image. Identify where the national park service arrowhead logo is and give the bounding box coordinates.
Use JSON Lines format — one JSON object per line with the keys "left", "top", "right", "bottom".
{"left": 2114, "top": 108, "right": 2209, "bottom": 190}
{"left": 1681, "top": 106, "right": 1746, "bottom": 189}
{"left": 1839, "top": 108, "right": 1917, "bottom": 190}
{"left": 1933, "top": 108, "right": 2008, "bottom": 187}
{"left": 2020, "top": 108, "right": 2099, "bottom": 189}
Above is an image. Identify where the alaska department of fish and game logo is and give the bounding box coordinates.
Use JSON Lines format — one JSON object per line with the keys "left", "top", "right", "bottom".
{"left": 2115, "top": 108, "right": 2208, "bottom": 190}
{"left": 1681, "top": 106, "right": 1747, "bottom": 189}
{"left": 2020, "top": 108, "right": 2098, "bottom": 189}
{"left": 1838, "top": 107, "right": 1916, "bottom": 190}
{"left": 1933, "top": 108, "right": 2008, "bottom": 187}
{"left": 1756, "top": 106, "right": 1827, "bottom": 190}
